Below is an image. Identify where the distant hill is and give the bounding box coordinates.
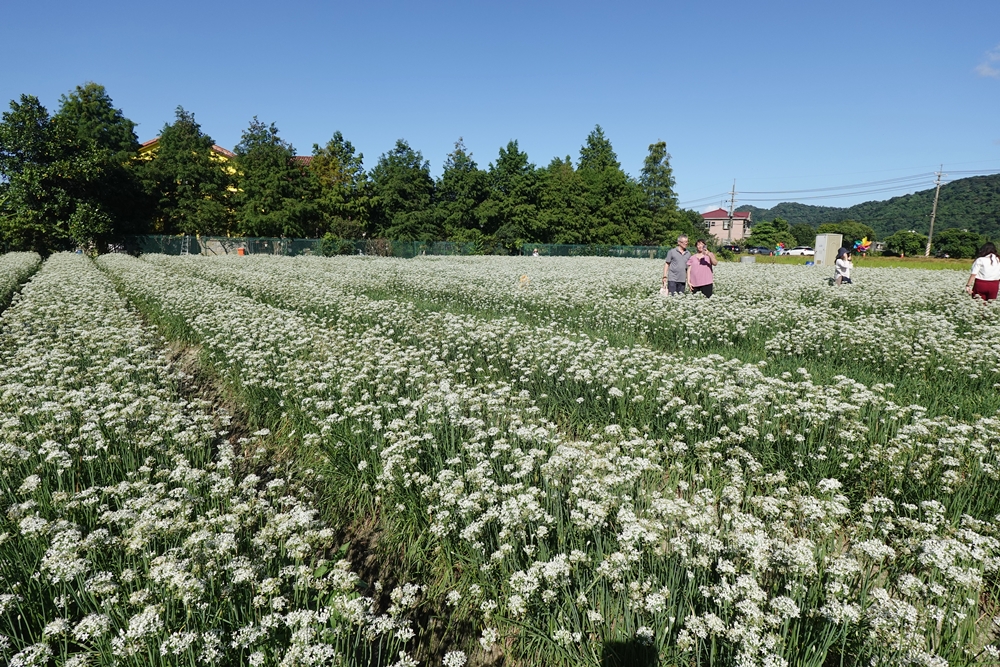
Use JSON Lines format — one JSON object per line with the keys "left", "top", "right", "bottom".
{"left": 738, "top": 174, "right": 1000, "bottom": 239}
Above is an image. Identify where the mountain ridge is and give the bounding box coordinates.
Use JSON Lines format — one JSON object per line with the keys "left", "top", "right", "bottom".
{"left": 736, "top": 173, "right": 1000, "bottom": 239}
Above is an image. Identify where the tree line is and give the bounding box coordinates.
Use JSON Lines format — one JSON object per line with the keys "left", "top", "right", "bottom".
{"left": 0, "top": 83, "right": 705, "bottom": 255}
{"left": 745, "top": 216, "right": 991, "bottom": 259}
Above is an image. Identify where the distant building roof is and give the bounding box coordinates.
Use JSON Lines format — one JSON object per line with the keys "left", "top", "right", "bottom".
{"left": 291, "top": 155, "right": 314, "bottom": 166}
{"left": 702, "top": 208, "right": 751, "bottom": 220}
{"left": 139, "top": 137, "right": 236, "bottom": 159}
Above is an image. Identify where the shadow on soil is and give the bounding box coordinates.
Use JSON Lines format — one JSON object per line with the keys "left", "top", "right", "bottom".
{"left": 601, "top": 640, "right": 658, "bottom": 667}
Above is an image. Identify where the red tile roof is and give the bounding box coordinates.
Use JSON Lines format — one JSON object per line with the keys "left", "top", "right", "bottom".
{"left": 702, "top": 208, "right": 750, "bottom": 219}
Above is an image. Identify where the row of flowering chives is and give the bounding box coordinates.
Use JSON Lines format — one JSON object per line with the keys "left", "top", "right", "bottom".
{"left": 0, "top": 254, "right": 416, "bottom": 667}
{"left": 114, "top": 254, "right": 1000, "bottom": 665}
{"left": 249, "top": 254, "right": 999, "bottom": 385}
{"left": 146, "top": 253, "right": 989, "bottom": 664}
{"left": 146, "top": 255, "right": 1000, "bottom": 519}
{"left": 0, "top": 251, "right": 41, "bottom": 309}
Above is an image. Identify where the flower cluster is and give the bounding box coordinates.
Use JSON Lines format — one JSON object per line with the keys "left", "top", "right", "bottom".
{"left": 0, "top": 253, "right": 415, "bottom": 667}
{"left": 84, "top": 253, "right": 1000, "bottom": 665}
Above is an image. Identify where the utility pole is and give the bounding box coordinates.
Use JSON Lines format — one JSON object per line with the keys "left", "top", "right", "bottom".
{"left": 924, "top": 166, "right": 943, "bottom": 257}
{"left": 726, "top": 180, "right": 737, "bottom": 242}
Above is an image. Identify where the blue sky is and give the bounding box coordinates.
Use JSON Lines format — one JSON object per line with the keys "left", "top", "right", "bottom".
{"left": 3, "top": 0, "right": 999, "bottom": 209}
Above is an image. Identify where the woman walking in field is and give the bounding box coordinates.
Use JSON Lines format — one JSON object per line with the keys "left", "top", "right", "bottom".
{"left": 686, "top": 239, "right": 718, "bottom": 297}
{"left": 965, "top": 242, "right": 1000, "bottom": 301}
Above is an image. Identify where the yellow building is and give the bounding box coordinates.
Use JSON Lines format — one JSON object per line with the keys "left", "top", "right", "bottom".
{"left": 138, "top": 137, "right": 237, "bottom": 162}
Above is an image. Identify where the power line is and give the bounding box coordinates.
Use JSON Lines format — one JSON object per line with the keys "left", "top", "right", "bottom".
{"left": 740, "top": 184, "right": 939, "bottom": 202}
{"left": 740, "top": 173, "right": 935, "bottom": 195}
{"left": 678, "top": 192, "right": 730, "bottom": 207}
{"left": 680, "top": 167, "right": 1000, "bottom": 213}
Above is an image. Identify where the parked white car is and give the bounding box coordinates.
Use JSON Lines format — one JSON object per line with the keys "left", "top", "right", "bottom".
{"left": 786, "top": 246, "right": 815, "bottom": 256}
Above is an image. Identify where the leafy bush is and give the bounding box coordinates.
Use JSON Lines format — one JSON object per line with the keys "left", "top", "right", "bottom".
{"left": 319, "top": 232, "right": 354, "bottom": 256}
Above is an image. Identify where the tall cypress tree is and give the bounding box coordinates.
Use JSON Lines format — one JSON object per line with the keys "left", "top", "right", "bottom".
{"left": 639, "top": 141, "right": 682, "bottom": 245}
{"left": 576, "top": 126, "right": 645, "bottom": 245}
{"left": 311, "top": 131, "right": 370, "bottom": 239}
{"left": 234, "top": 118, "right": 319, "bottom": 238}
{"left": 435, "top": 138, "right": 488, "bottom": 243}
{"left": 369, "top": 139, "right": 437, "bottom": 241}
{"left": 538, "top": 156, "right": 587, "bottom": 244}
{"left": 140, "top": 107, "right": 233, "bottom": 236}
{"left": 479, "top": 140, "right": 540, "bottom": 252}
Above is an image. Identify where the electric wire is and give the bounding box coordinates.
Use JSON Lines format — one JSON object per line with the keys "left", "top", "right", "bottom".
{"left": 740, "top": 173, "right": 936, "bottom": 195}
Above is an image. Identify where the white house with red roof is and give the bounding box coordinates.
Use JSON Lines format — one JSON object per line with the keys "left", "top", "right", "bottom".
{"left": 701, "top": 208, "right": 752, "bottom": 242}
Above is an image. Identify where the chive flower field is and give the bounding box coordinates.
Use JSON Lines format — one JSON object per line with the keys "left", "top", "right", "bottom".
{"left": 2, "top": 252, "right": 1000, "bottom": 666}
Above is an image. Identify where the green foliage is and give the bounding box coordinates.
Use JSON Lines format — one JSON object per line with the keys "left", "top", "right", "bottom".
{"left": 817, "top": 220, "right": 876, "bottom": 248}
{"left": 0, "top": 84, "right": 144, "bottom": 254}
{"left": 748, "top": 218, "right": 797, "bottom": 250}
{"left": 234, "top": 117, "right": 321, "bottom": 238}
{"left": 0, "top": 95, "right": 69, "bottom": 253}
{"left": 311, "top": 131, "right": 370, "bottom": 238}
{"left": 931, "top": 227, "right": 983, "bottom": 258}
{"left": 139, "top": 106, "right": 233, "bottom": 236}
{"left": 881, "top": 230, "right": 927, "bottom": 256}
{"left": 478, "top": 140, "right": 541, "bottom": 252}
{"left": 57, "top": 82, "right": 138, "bottom": 157}
{"left": 435, "top": 138, "right": 489, "bottom": 242}
{"left": 576, "top": 126, "right": 646, "bottom": 246}
{"left": 577, "top": 124, "right": 620, "bottom": 172}
{"left": 790, "top": 223, "right": 816, "bottom": 247}
{"left": 739, "top": 203, "right": 844, "bottom": 227}
{"left": 538, "top": 156, "right": 586, "bottom": 244}
{"left": 639, "top": 141, "right": 681, "bottom": 245}
{"left": 68, "top": 201, "right": 112, "bottom": 246}
{"left": 319, "top": 232, "right": 354, "bottom": 256}
{"left": 369, "top": 139, "right": 438, "bottom": 241}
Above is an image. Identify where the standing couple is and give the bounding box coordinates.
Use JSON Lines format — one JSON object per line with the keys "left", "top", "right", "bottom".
{"left": 661, "top": 235, "right": 718, "bottom": 297}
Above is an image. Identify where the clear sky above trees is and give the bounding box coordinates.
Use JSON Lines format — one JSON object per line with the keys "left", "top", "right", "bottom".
{"left": 2, "top": 0, "right": 998, "bottom": 212}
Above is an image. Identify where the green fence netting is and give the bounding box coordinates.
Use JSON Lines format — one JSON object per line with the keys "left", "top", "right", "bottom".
{"left": 125, "top": 237, "right": 681, "bottom": 259}
{"left": 125, "top": 236, "right": 477, "bottom": 258}
{"left": 521, "top": 243, "right": 674, "bottom": 259}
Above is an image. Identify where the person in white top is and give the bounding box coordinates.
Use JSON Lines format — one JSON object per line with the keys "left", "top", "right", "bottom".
{"left": 965, "top": 242, "right": 1000, "bottom": 301}
{"left": 834, "top": 248, "right": 853, "bottom": 285}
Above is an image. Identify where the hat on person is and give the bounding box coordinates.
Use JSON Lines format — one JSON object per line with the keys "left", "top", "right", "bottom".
{"left": 837, "top": 248, "right": 850, "bottom": 260}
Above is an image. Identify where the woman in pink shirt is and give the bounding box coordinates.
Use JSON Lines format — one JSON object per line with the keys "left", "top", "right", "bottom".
{"left": 686, "top": 239, "right": 718, "bottom": 297}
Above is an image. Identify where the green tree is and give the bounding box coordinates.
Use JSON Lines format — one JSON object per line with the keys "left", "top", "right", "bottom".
{"left": 578, "top": 124, "right": 619, "bottom": 172}
{"left": 639, "top": 141, "right": 681, "bottom": 244}
{"left": 479, "top": 140, "right": 541, "bottom": 252}
{"left": 310, "top": 131, "right": 370, "bottom": 239}
{"left": 0, "top": 84, "right": 144, "bottom": 253}
{"left": 233, "top": 117, "right": 320, "bottom": 238}
{"left": 816, "top": 220, "right": 876, "bottom": 249}
{"left": 747, "top": 218, "right": 797, "bottom": 250}
{"left": 435, "top": 138, "right": 488, "bottom": 244}
{"left": 932, "top": 228, "right": 984, "bottom": 259}
{"left": 576, "top": 126, "right": 646, "bottom": 245}
{"left": 790, "top": 223, "right": 816, "bottom": 247}
{"left": 140, "top": 107, "right": 233, "bottom": 236}
{"left": 57, "top": 82, "right": 138, "bottom": 157}
{"left": 369, "top": 139, "right": 437, "bottom": 240}
{"left": 881, "top": 230, "right": 927, "bottom": 256}
{"left": 538, "top": 156, "right": 587, "bottom": 244}
{"left": 54, "top": 83, "right": 148, "bottom": 242}
{"left": 0, "top": 95, "right": 70, "bottom": 253}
